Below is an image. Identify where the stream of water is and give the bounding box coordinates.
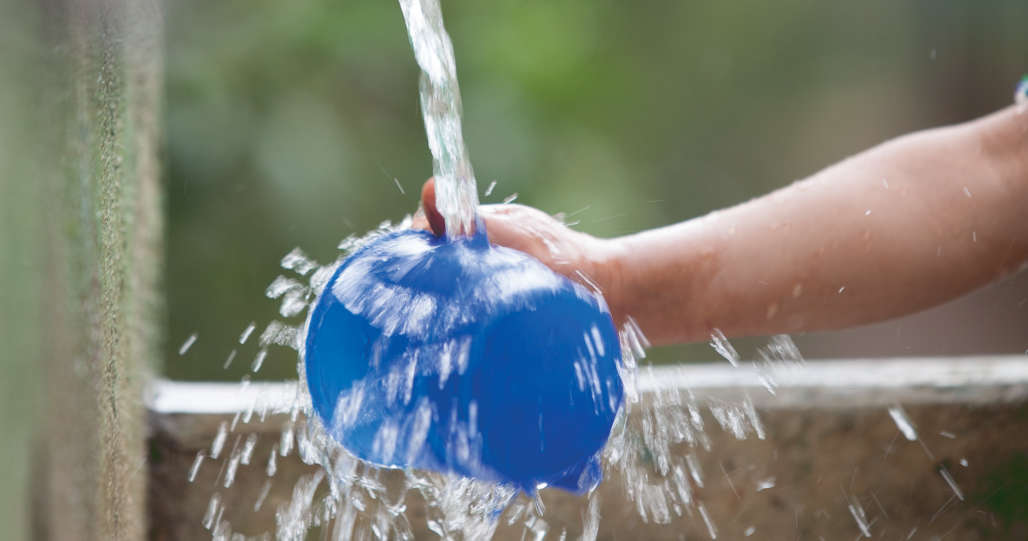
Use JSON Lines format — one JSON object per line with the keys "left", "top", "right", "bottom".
{"left": 398, "top": 0, "right": 479, "bottom": 237}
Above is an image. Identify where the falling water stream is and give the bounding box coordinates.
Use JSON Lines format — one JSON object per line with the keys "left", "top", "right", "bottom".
{"left": 398, "top": 0, "right": 479, "bottom": 237}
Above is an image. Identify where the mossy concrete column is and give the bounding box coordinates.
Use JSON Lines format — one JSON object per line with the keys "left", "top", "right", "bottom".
{"left": 27, "top": 1, "right": 163, "bottom": 540}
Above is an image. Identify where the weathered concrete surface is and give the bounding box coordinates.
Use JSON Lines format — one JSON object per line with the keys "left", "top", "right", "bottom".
{"left": 149, "top": 357, "right": 1028, "bottom": 540}
{"left": 21, "top": 1, "right": 164, "bottom": 540}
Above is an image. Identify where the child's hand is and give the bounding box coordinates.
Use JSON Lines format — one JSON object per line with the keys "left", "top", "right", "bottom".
{"left": 411, "top": 178, "right": 624, "bottom": 322}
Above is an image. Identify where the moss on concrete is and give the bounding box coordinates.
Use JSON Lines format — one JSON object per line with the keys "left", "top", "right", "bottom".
{"left": 22, "top": 2, "right": 163, "bottom": 540}
{"left": 976, "top": 452, "right": 1028, "bottom": 537}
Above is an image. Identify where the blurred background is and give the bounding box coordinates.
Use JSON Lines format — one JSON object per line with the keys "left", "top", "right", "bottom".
{"left": 162, "top": 0, "right": 1028, "bottom": 382}
{"left": 0, "top": 2, "right": 1026, "bottom": 538}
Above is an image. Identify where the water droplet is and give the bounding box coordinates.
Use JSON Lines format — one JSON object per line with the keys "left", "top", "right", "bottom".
{"left": 709, "top": 329, "right": 739, "bottom": 367}
{"left": 240, "top": 434, "right": 257, "bottom": 465}
{"left": 251, "top": 348, "right": 267, "bottom": 372}
{"left": 267, "top": 444, "right": 278, "bottom": 477}
{"left": 939, "top": 466, "right": 964, "bottom": 501}
{"left": 224, "top": 454, "right": 240, "bottom": 488}
{"left": 236, "top": 323, "right": 255, "bottom": 345}
{"left": 698, "top": 503, "right": 718, "bottom": 539}
{"left": 210, "top": 421, "right": 228, "bottom": 459}
{"left": 253, "top": 479, "right": 272, "bottom": 512}
{"left": 178, "top": 333, "right": 198, "bottom": 355}
{"left": 849, "top": 500, "right": 872, "bottom": 538}
{"left": 202, "top": 493, "right": 221, "bottom": 530}
{"left": 281, "top": 247, "right": 318, "bottom": 275}
{"left": 888, "top": 405, "right": 918, "bottom": 441}
{"left": 188, "top": 452, "right": 205, "bottom": 483}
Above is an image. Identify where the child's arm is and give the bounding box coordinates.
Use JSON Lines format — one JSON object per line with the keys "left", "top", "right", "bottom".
{"left": 416, "top": 106, "right": 1028, "bottom": 346}
{"left": 609, "top": 106, "right": 1028, "bottom": 344}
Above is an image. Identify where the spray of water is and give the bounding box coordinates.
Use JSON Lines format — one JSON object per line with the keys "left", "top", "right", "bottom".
{"left": 190, "top": 219, "right": 783, "bottom": 540}
{"left": 193, "top": 1, "right": 774, "bottom": 538}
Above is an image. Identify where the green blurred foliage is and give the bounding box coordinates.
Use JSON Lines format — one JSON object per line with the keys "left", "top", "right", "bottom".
{"left": 975, "top": 451, "right": 1028, "bottom": 535}
{"left": 164, "top": 0, "right": 1028, "bottom": 381}
{"left": 0, "top": 4, "right": 48, "bottom": 538}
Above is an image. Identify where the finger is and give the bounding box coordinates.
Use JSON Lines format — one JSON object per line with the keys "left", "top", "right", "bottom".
{"left": 411, "top": 207, "right": 430, "bottom": 231}
{"left": 479, "top": 208, "right": 537, "bottom": 256}
{"left": 420, "top": 178, "right": 446, "bottom": 237}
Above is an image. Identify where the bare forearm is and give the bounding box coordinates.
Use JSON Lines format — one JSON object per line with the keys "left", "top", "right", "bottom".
{"left": 607, "top": 106, "right": 1028, "bottom": 345}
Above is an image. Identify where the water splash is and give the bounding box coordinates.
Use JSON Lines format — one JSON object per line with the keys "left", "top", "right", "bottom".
{"left": 398, "top": 0, "right": 479, "bottom": 237}
{"left": 193, "top": 219, "right": 782, "bottom": 539}
{"left": 193, "top": 1, "right": 776, "bottom": 537}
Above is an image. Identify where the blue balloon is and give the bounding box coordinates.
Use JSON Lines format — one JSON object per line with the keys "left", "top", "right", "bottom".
{"left": 304, "top": 223, "right": 624, "bottom": 494}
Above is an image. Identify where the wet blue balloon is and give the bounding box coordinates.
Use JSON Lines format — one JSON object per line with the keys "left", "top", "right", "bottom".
{"left": 304, "top": 224, "right": 623, "bottom": 494}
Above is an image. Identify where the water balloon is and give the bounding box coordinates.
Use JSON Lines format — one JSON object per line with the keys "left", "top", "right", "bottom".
{"left": 304, "top": 222, "right": 624, "bottom": 494}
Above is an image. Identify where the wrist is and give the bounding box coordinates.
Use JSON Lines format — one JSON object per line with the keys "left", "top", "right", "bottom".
{"left": 970, "top": 106, "right": 1028, "bottom": 195}
{"left": 587, "top": 235, "right": 630, "bottom": 327}
{"left": 597, "top": 219, "right": 723, "bottom": 344}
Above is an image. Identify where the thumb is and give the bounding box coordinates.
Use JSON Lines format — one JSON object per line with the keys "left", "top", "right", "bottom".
{"left": 419, "top": 178, "right": 446, "bottom": 237}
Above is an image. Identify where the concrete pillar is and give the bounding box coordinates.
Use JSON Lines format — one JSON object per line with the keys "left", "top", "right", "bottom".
{"left": 0, "top": 1, "right": 164, "bottom": 539}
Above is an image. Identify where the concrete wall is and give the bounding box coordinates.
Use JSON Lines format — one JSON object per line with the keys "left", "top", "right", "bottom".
{"left": 148, "top": 357, "right": 1028, "bottom": 540}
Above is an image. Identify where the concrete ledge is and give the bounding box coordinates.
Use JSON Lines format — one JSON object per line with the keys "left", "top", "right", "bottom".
{"left": 149, "top": 356, "right": 1028, "bottom": 414}
{"left": 148, "top": 356, "right": 1028, "bottom": 539}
